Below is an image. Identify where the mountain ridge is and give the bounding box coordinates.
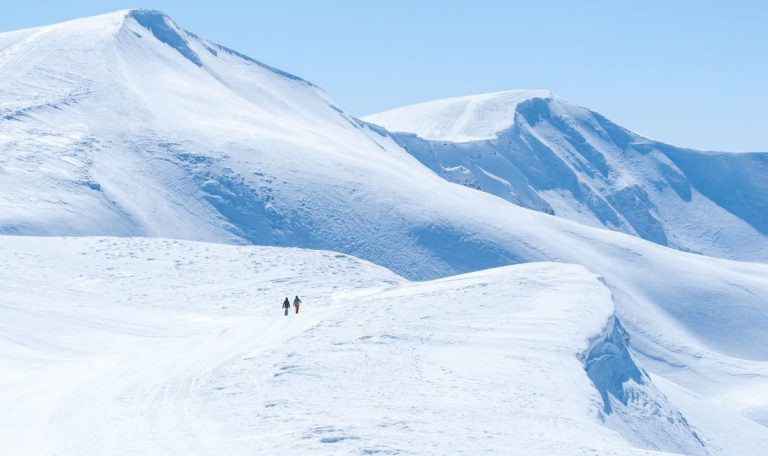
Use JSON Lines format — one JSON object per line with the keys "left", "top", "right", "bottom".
{"left": 363, "top": 93, "right": 768, "bottom": 261}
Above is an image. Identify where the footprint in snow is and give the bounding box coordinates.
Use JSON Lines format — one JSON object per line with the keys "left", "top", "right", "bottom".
{"left": 320, "top": 436, "right": 357, "bottom": 444}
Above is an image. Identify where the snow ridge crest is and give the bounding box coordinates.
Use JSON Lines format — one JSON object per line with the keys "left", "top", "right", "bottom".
{"left": 126, "top": 9, "right": 202, "bottom": 66}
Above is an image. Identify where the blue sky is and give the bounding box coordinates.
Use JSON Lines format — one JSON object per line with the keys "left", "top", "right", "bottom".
{"left": 3, "top": 1, "right": 767, "bottom": 151}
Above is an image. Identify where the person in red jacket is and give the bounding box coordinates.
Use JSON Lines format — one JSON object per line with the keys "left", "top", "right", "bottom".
{"left": 293, "top": 296, "right": 302, "bottom": 314}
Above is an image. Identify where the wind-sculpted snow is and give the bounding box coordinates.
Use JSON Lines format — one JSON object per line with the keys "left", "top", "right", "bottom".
{"left": 583, "top": 318, "right": 706, "bottom": 455}
{"left": 364, "top": 93, "right": 768, "bottom": 262}
{"left": 129, "top": 10, "right": 202, "bottom": 66}
{"left": 584, "top": 319, "right": 645, "bottom": 415}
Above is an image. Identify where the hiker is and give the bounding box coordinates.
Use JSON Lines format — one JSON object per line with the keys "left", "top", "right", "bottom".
{"left": 282, "top": 297, "right": 291, "bottom": 316}
{"left": 293, "top": 295, "right": 302, "bottom": 314}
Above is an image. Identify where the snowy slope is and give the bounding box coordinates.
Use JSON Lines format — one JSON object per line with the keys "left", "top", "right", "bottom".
{"left": 6, "top": 235, "right": 767, "bottom": 455}
{"left": 364, "top": 92, "right": 768, "bottom": 262}
{"left": 2, "top": 11, "right": 768, "bottom": 454}
{"left": 362, "top": 89, "right": 553, "bottom": 142}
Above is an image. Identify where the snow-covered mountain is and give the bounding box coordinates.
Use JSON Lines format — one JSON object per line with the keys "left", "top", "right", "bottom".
{"left": 2, "top": 10, "right": 768, "bottom": 455}
{"left": 364, "top": 91, "right": 768, "bottom": 262}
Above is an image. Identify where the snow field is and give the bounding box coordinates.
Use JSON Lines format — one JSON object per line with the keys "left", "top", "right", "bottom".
{"left": 0, "top": 236, "right": 676, "bottom": 455}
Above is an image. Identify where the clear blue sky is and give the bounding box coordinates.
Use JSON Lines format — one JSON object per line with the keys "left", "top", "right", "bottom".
{"left": 3, "top": 1, "right": 767, "bottom": 151}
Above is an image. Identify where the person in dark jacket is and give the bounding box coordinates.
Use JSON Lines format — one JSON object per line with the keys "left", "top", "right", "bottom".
{"left": 282, "top": 297, "right": 291, "bottom": 316}
{"left": 293, "top": 295, "right": 302, "bottom": 314}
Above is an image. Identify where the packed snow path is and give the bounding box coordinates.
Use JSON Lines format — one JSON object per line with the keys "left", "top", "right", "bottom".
{"left": 3, "top": 237, "right": 767, "bottom": 455}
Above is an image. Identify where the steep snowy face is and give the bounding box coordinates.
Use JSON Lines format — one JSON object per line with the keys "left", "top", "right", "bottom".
{"left": 364, "top": 94, "right": 768, "bottom": 262}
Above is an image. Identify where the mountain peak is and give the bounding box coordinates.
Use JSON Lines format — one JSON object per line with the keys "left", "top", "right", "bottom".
{"left": 126, "top": 8, "right": 167, "bottom": 17}
{"left": 124, "top": 8, "right": 175, "bottom": 27}
{"left": 0, "top": 9, "right": 199, "bottom": 67}
{"left": 125, "top": 9, "right": 202, "bottom": 66}
{"left": 362, "top": 89, "right": 555, "bottom": 142}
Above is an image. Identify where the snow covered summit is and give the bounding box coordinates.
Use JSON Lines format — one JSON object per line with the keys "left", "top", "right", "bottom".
{"left": 363, "top": 89, "right": 554, "bottom": 142}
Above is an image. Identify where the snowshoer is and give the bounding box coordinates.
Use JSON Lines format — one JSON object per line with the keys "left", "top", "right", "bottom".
{"left": 282, "top": 297, "right": 290, "bottom": 316}
{"left": 293, "top": 295, "right": 302, "bottom": 314}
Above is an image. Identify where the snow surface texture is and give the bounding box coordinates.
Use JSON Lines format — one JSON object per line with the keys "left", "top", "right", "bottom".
{"left": 1, "top": 10, "right": 768, "bottom": 455}
{"left": 0, "top": 236, "right": 731, "bottom": 455}
{"left": 363, "top": 92, "right": 768, "bottom": 262}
